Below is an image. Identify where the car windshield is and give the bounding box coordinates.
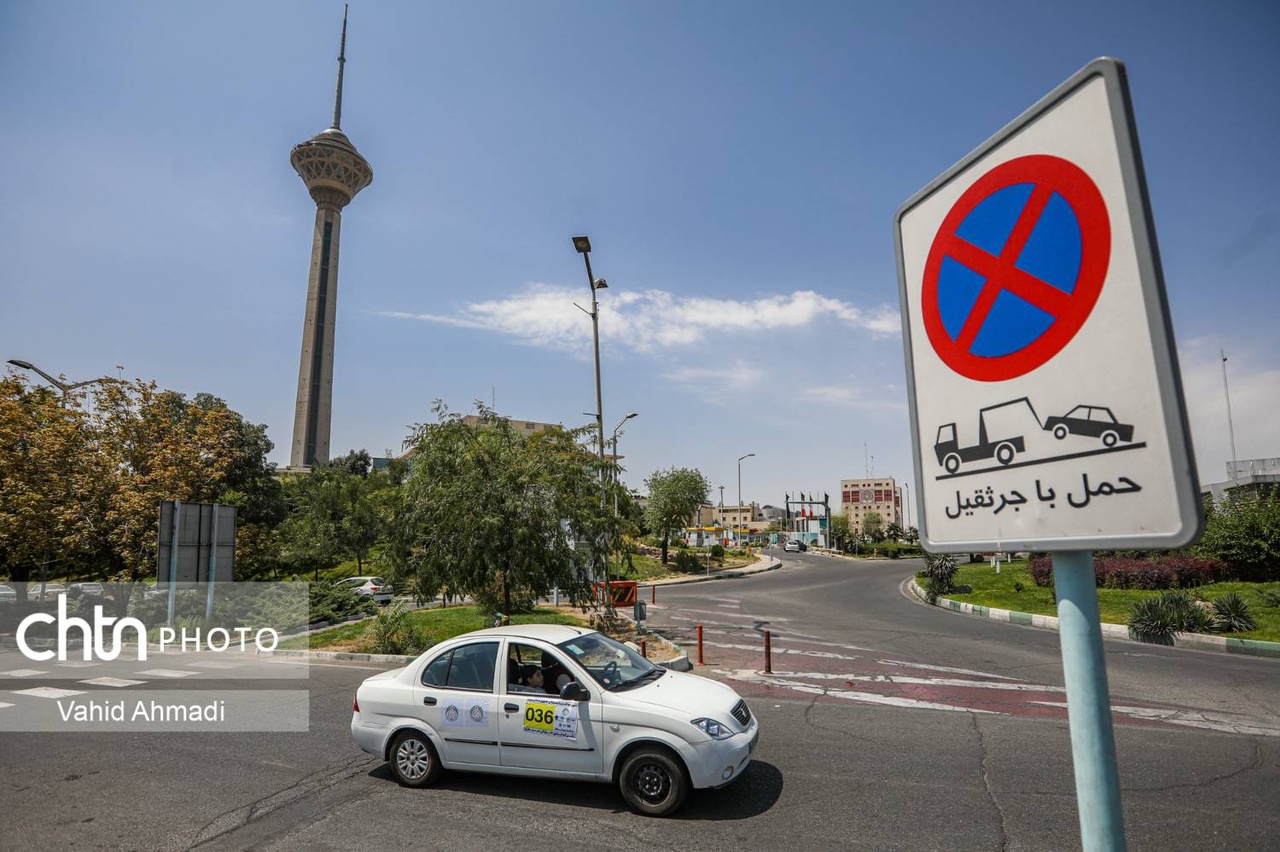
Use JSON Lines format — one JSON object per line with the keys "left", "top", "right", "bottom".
{"left": 557, "top": 633, "right": 663, "bottom": 691}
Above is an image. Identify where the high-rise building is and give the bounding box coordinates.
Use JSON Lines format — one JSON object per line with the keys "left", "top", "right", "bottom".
{"left": 288, "top": 7, "right": 373, "bottom": 470}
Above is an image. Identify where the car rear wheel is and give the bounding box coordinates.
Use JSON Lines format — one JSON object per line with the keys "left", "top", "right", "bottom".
{"left": 1101, "top": 430, "right": 1118, "bottom": 447}
{"left": 1053, "top": 424, "right": 1068, "bottom": 439}
{"left": 619, "top": 747, "right": 688, "bottom": 817}
{"left": 389, "top": 730, "right": 442, "bottom": 788}
{"left": 995, "top": 443, "right": 1016, "bottom": 466}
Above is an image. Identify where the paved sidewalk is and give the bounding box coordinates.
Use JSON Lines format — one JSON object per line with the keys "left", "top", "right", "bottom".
{"left": 908, "top": 578, "right": 1280, "bottom": 660}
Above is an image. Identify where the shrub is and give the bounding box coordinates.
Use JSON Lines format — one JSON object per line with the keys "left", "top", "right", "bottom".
{"left": 673, "top": 551, "right": 702, "bottom": 573}
{"left": 1256, "top": 588, "right": 1280, "bottom": 608}
{"left": 1210, "top": 593, "right": 1257, "bottom": 633}
{"left": 1029, "top": 555, "right": 1054, "bottom": 587}
{"left": 710, "top": 544, "right": 725, "bottom": 560}
{"left": 921, "top": 552, "right": 958, "bottom": 596}
{"left": 362, "top": 601, "right": 428, "bottom": 655}
{"left": 1127, "top": 590, "right": 1212, "bottom": 643}
{"left": 310, "top": 582, "right": 377, "bottom": 625}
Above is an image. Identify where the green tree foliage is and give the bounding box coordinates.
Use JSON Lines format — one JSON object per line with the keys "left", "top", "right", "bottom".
{"left": 390, "top": 403, "right": 607, "bottom": 614}
{"left": 278, "top": 451, "right": 397, "bottom": 579}
{"left": 828, "top": 512, "right": 850, "bottom": 551}
{"left": 862, "top": 510, "right": 885, "bottom": 543}
{"left": 886, "top": 522, "right": 904, "bottom": 542}
{"left": 1192, "top": 492, "right": 1280, "bottom": 581}
{"left": 643, "top": 467, "right": 710, "bottom": 564}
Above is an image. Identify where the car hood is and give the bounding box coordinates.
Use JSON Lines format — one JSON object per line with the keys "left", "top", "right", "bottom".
{"left": 612, "top": 669, "right": 743, "bottom": 717}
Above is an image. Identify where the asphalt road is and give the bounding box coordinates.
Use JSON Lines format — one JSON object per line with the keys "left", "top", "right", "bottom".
{"left": 1, "top": 555, "right": 1277, "bottom": 851}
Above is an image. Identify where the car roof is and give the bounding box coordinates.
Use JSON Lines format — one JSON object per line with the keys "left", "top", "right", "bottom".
{"left": 460, "top": 624, "right": 599, "bottom": 644}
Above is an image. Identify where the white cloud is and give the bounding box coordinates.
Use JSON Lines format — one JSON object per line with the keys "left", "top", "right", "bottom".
{"left": 377, "top": 285, "right": 899, "bottom": 354}
{"left": 661, "top": 359, "right": 764, "bottom": 401}
{"left": 793, "top": 383, "right": 907, "bottom": 411}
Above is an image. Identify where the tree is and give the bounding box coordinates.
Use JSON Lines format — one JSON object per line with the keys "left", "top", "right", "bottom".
{"left": 1, "top": 373, "right": 282, "bottom": 582}
{"left": 392, "top": 403, "right": 608, "bottom": 613}
{"left": 1193, "top": 492, "right": 1280, "bottom": 581}
{"left": 828, "top": 512, "right": 850, "bottom": 551}
{"left": 644, "top": 468, "right": 710, "bottom": 564}
{"left": 862, "top": 510, "right": 885, "bottom": 543}
{"left": 886, "top": 522, "right": 904, "bottom": 543}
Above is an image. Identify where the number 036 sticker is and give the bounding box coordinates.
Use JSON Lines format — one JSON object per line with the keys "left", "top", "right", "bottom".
{"left": 523, "top": 699, "right": 578, "bottom": 738}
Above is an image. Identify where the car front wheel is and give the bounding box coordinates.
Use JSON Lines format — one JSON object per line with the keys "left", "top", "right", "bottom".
{"left": 389, "top": 730, "right": 442, "bottom": 788}
{"left": 619, "top": 747, "right": 688, "bottom": 817}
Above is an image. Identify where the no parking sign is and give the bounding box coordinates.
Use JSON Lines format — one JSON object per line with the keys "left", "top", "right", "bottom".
{"left": 895, "top": 59, "right": 1201, "bottom": 552}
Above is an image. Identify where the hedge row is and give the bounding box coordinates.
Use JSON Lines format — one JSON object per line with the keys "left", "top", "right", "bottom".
{"left": 1029, "top": 554, "right": 1231, "bottom": 590}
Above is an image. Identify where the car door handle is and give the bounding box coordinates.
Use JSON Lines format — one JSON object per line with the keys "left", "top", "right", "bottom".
{"left": 504, "top": 703, "right": 520, "bottom": 713}
{"left": 423, "top": 697, "right": 437, "bottom": 706}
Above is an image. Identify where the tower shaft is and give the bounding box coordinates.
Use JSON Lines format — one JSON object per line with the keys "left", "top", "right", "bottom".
{"left": 290, "top": 201, "right": 344, "bottom": 469}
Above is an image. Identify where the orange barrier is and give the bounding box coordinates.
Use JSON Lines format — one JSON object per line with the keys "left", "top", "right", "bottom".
{"left": 593, "top": 580, "right": 637, "bottom": 606}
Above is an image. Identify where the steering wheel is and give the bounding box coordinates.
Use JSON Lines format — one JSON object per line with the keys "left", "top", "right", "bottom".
{"left": 601, "top": 660, "right": 620, "bottom": 686}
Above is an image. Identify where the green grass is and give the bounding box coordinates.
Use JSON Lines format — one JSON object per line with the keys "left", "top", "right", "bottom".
{"left": 933, "top": 560, "right": 1280, "bottom": 643}
{"left": 278, "top": 604, "right": 589, "bottom": 651}
{"left": 615, "top": 550, "right": 754, "bottom": 582}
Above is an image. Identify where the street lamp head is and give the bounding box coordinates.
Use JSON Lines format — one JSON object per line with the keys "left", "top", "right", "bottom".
{"left": 7, "top": 359, "right": 34, "bottom": 369}
{"left": 592, "top": 277, "right": 608, "bottom": 290}
{"left": 624, "top": 411, "right": 638, "bottom": 421}
{"left": 572, "top": 235, "right": 592, "bottom": 254}
{"left": 739, "top": 452, "right": 756, "bottom": 462}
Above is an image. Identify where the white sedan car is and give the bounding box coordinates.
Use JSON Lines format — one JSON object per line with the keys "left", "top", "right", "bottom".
{"left": 351, "top": 624, "right": 759, "bottom": 816}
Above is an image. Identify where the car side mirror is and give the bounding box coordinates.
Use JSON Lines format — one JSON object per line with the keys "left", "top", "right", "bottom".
{"left": 560, "top": 681, "right": 589, "bottom": 702}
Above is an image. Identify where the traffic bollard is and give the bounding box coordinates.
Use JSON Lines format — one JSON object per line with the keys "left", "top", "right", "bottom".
{"left": 696, "top": 624, "right": 704, "bottom": 666}
{"left": 641, "top": 640, "right": 647, "bottom": 659}
{"left": 651, "top": 584, "right": 656, "bottom": 604}
{"left": 764, "top": 630, "right": 772, "bottom": 674}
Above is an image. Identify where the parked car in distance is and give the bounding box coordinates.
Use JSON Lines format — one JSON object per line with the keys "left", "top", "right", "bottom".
{"left": 28, "top": 582, "right": 69, "bottom": 602}
{"left": 1043, "top": 405, "right": 1135, "bottom": 447}
{"left": 336, "top": 576, "right": 394, "bottom": 605}
{"left": 70, "top": 582, "right": 105, "bottom": 597}
{"left": 351, "top": 624, "right": 758, "bottom": 817}
{"left": 0, "top": 585, "right": 16, "bottom": 605}
{"left": 783, "top": 540, "right": 806, "bottom": 552}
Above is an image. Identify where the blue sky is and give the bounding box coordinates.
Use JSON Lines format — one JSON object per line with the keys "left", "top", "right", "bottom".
{"left": 3, "top": 1, "right": 1277, "bottom": 520}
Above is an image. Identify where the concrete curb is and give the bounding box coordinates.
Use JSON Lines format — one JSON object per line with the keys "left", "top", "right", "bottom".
{"left": 908, "top": 579, "right": 1280, "bottom": 660}
{"left": 641, "top": 556, "right": 783, "bottom": 587}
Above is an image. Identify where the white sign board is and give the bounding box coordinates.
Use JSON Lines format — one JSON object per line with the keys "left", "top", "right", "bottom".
{"left": 894, "top": 58, "right": 1201, "bottom": 552}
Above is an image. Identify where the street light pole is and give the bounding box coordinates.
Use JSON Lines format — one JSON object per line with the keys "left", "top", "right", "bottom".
{"left": 7, "top": 359, "right": 111, "bottom": 405}
{"left": 610, "top": 412, "right": 638, "bottom": 582}
{"left": 572, "top": 237, "right": 610, "bottom": 601}
{"left": 737, "top": 453, "right": 755, "bottom": 545}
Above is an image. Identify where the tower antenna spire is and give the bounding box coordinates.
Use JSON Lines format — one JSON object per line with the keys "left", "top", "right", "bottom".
{"left": 332, "top": 4, "right": 349, "bottom": 129}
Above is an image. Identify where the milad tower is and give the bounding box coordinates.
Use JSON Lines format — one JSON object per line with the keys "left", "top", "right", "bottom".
{"left": 288, "top": 6, "right": 373, "bottom": 470}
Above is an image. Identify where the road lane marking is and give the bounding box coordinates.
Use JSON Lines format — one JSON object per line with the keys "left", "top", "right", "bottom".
{"left": 1033, "top": 702, "right": 1280, "bottom": 737}
{"left": 12, "top": 687, "right": 85, "bottom": 699}
{"left": 1, "top": 670, "right": 49, "bottom": 678}
{"left": 765, "top": 670, "right": 1063, "bottom": 692}
{"left": 134, "top": 669, "right": 198, "bottom": 678}
{"left": 80, "top": 677, "right": 146, "bottom": 688}
{"left": 730, "top": 672, "right": 1002, "bottom": 713}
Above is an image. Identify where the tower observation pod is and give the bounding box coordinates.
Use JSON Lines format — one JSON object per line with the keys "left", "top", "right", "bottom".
{"left": 288, "top": 5, "right": 372, "bottom": 470}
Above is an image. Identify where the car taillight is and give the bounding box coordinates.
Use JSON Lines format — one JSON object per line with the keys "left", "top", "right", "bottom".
{"left": 353, "top": 694, "right": 360, "bottom": 713}
{"left": 369, "top": 585, "right": 379, "bottom": 592}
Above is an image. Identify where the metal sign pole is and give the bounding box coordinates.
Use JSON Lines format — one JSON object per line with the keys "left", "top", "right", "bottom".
{"left": 166, "top": 501, "right": 181, "bottom": 627}
{"left": 205, "top": 504, "right": 219, "bottom": 622}
{"left": 1053, "top": 550, "right": 1127, "bottom": 851}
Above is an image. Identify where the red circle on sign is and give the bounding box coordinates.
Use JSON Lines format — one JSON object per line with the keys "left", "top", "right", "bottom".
{"left": 922, "top": 155, "right": 1110, "bottom": 381}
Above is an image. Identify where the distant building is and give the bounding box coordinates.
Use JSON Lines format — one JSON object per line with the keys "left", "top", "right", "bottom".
{"left": 1201, "top": 458, "right": 1280, "bottom": 502}
{"left": 841, "top": 477, "right": 901, "bottom": 534}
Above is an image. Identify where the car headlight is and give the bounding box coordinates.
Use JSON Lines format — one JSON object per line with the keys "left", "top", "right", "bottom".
{"left": 692, "top": 717, "right": 734, "bottom": 740}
